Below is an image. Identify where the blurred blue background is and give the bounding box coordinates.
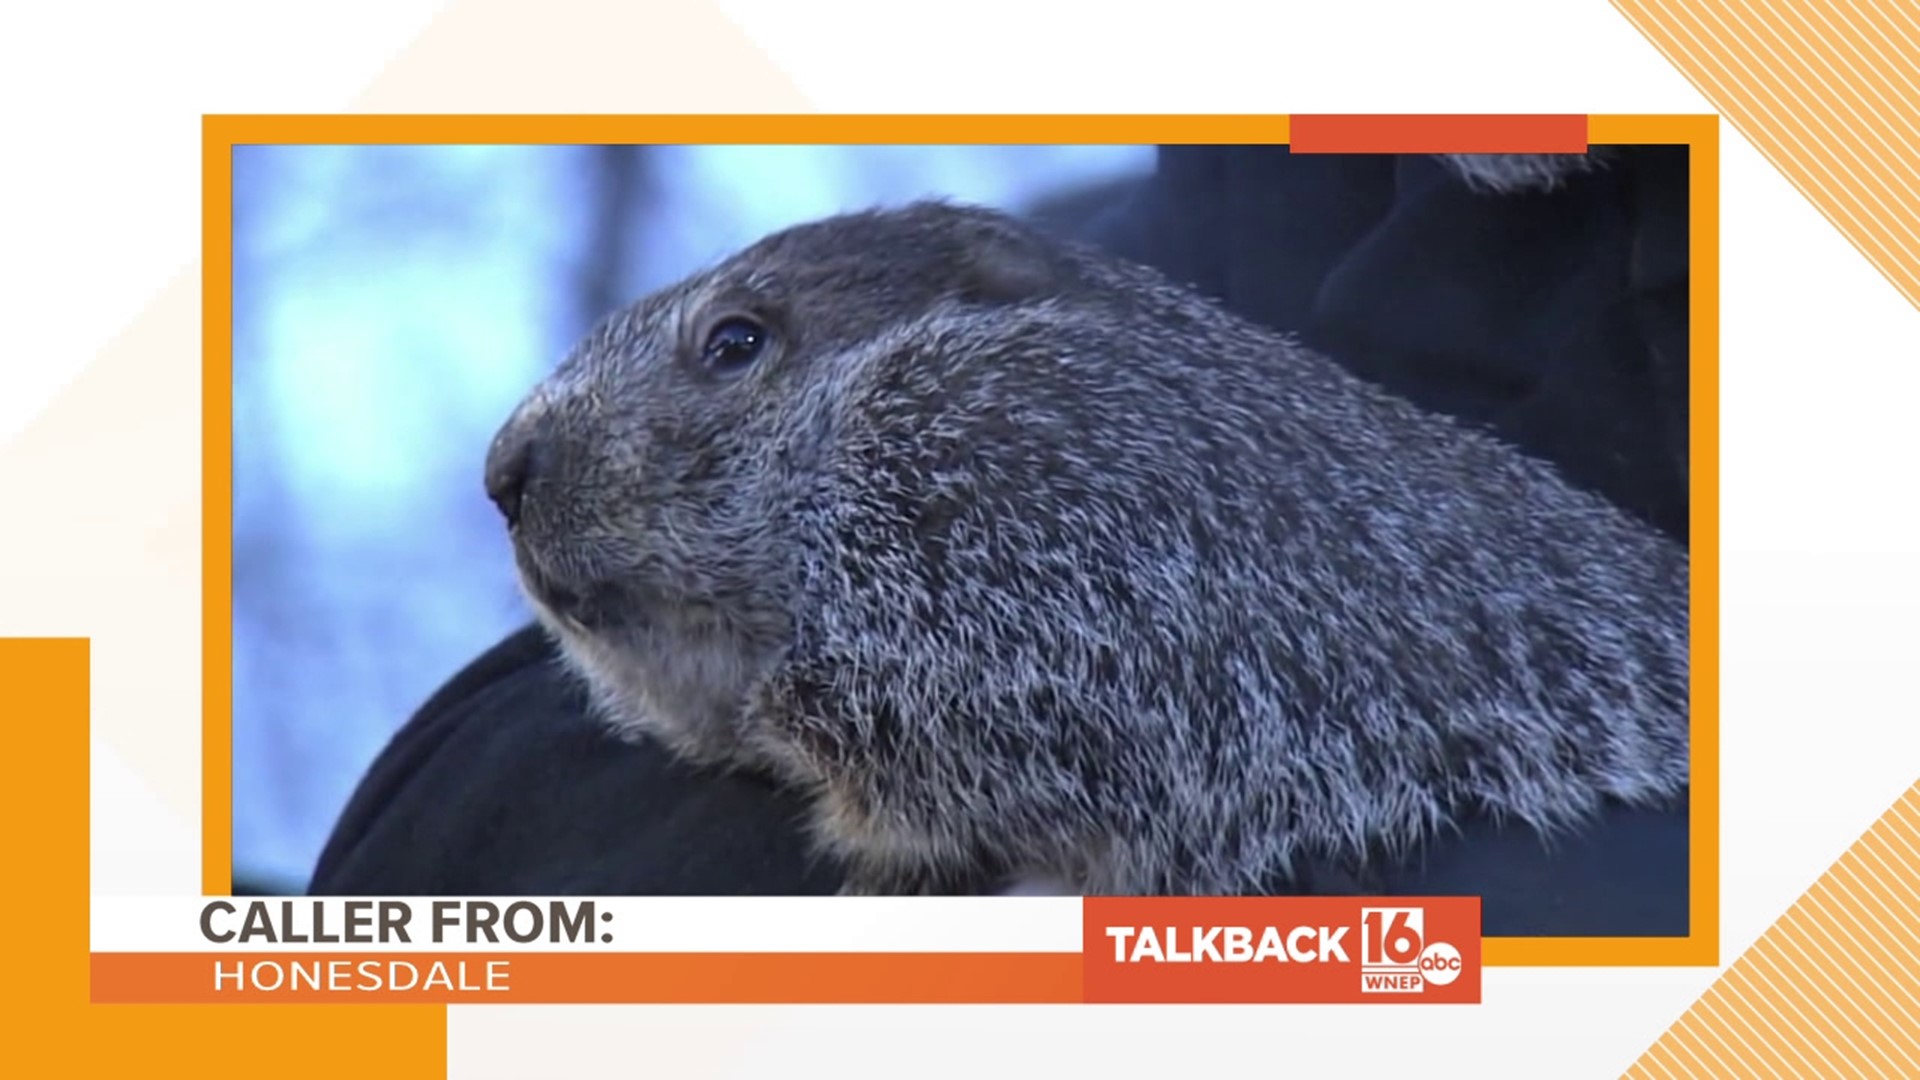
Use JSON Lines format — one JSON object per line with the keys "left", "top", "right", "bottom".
{"left": 230, "top": 143, "right": 1158, "bottom": 892}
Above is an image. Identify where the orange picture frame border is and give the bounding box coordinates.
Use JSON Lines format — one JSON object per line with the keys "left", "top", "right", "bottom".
{"left": 196, "top": 112, "right": 1721, "bottom": 974}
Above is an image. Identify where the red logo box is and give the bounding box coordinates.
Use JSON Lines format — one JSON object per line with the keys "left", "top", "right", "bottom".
{"left": 1082, "top": 896, "right": 1482, "bottom": 1003}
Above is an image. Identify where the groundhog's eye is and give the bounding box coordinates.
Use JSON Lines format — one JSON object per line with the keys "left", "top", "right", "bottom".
{"left": 700, "top": 317, "right": 769, "bottom": 371}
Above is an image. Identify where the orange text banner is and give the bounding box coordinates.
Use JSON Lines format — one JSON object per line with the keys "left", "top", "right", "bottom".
{"left": 89, "top": 951, "right": 1084, "bottom": 1005}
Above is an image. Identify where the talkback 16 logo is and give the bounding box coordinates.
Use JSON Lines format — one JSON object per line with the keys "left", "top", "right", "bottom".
{"left": 1359, "top": 906, "right": 1463, "bottom": 993}
{"left": 1079, "top": 895, "right": 1481, "bottom": 1003}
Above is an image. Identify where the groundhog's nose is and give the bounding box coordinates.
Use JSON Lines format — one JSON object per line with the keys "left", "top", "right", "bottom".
{"left": 484, "top": 418, "right": 545, "bottom": 529}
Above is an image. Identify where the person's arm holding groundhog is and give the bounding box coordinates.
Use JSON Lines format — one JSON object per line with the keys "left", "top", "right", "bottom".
{"left": 309, "top": 147, "right": 1691, "bottom": 933}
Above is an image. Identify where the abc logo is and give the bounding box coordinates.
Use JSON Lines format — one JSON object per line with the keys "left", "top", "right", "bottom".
{"left": 1417, "top": 942, "right": 1462, "bottom": 986}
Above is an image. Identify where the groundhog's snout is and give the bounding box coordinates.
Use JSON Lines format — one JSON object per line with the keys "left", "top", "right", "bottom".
{"left": 487, "top": 385, "right": 587, "bottom": 534}
{"left": 484, "top": 412, "right": 544, "bottom": 530}
{"left": 485, "top": 393, "right": 603, "bottom": 621}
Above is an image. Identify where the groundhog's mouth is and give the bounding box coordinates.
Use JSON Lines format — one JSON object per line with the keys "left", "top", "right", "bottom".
{"left": 512, "top": 544, "right": 619, "bottom": 632}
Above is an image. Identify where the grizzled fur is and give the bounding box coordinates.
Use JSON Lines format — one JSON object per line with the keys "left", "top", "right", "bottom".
{"left": 1436, "top": 152, "right": 1608, "bottom": 194}
{"left": 488, "top": 200, "right": 1690, "bottom": 896}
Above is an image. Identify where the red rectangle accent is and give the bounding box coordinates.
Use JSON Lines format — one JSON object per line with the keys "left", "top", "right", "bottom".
{"left": 1083, "top": 896, "right": 1481, "bottom": 1003}
{"left": 1290, "top": 115, "right": 1588, "bottom": 154}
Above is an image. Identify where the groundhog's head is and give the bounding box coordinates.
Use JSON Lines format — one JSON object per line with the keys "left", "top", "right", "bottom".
{"left": 483, "top": 200, "right": 1083, "bottom": 765}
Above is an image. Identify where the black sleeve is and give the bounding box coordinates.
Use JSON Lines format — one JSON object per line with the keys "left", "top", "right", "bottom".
{"left": 1139, "top": 145, "right": 1689, "bottom": 544}
{"left": 309, "top": 145, "right": 1691, "bottom": 937}
{"left": 308, "top": 624, "right": 842, "bottom": 896}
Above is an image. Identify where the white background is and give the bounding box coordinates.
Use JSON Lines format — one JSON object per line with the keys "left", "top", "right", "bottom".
{"left": 8, "top": 0, "right": 1919, "bottom": 1076}
{"left": 91, "top": 896, "right": 1085, "bottom": 952}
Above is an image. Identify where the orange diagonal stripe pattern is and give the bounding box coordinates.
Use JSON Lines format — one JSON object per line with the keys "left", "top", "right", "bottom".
{"left": 1612, "top": 0, "right": 1920, "bottom": 311}
{"left": 1624, "top": 783, "right": 1920, "bottom": 1078}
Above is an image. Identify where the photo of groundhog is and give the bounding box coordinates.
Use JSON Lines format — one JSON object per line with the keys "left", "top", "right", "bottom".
{"left": 235, "top": 144, "right": 1694, "bottom": 936}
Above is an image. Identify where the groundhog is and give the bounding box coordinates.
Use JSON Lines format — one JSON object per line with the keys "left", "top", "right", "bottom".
{"left": 482, "top": 198, "right": 1690, "bottom": 897}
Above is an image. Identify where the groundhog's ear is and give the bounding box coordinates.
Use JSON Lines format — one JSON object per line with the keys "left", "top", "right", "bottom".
{"left": 954, "top": 218, "right": 1073, "bottom": 306}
